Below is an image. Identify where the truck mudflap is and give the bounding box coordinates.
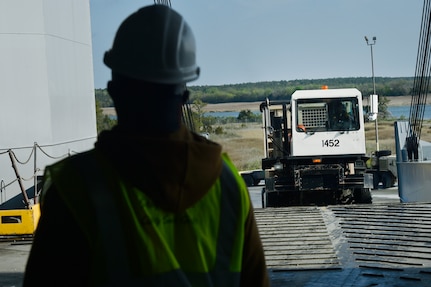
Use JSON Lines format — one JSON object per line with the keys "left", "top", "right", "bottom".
{"left": 362, "top": 173, "right": 374, "bottom": 189}
{"left": 341, "top": 173, "right": 373, "bottom": 189}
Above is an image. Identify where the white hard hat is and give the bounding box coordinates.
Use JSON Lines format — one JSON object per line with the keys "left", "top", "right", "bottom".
{"left": 104, "top": 5, "right": 200, "bottom": 84}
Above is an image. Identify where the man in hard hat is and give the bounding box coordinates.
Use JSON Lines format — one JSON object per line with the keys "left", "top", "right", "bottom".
{"left": 24, "top": 5, "right": 269, "bottom": 287}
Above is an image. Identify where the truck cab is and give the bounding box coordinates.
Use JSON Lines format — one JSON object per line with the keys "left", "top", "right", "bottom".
{"left": 291, "top": 89, "right": 366, "bottom": 156}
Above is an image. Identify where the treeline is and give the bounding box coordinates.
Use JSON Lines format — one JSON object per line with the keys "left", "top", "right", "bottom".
{"left": 95, "top": 76, "right": 415, "bottom": 107}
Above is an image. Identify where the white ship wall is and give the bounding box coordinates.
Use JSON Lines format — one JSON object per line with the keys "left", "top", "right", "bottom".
{"left": 0, "top": 0, "right": 97, "bottom": 205}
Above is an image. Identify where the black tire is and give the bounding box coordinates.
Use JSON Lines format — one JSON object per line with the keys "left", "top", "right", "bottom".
{"left": 381, "top": 172, "right": 394, "bottom": 189}
{"left": 265, "top": 191, "right": 277, "bottom": 207}
{"left": 354, "top": 188, "right": 372, "bottom": 204}
{"left": 339, "top": 189, "right": 354, "bottom": 204}
{"left": 241, "top": 174, "right": 253, "bottom": 187}
{"left": 372, "top": 172, "right": 380, "bottom": 190}
{"left": 376, "top": 150, "right": 391, "bottom": 157}
{"left": 253, "top": 178, "right": 261, "bottom": 186}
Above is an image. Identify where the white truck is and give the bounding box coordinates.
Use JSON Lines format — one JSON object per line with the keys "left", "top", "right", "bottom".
{"left": 260, "top": 88, "right": 373, "bottom": 207}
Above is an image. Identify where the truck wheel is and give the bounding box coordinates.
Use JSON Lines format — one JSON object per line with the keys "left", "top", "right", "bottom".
{"left": 340, "top": 189, "right": 354, "bottom": 204}
{"left": 376, "top": 150, "right": 391, "bottom": 157}
{"left": 241, "top": 174, "right": 253, "bottom": 187}
{"left": 265, "top": 191, "right": 278, "bottom": 207}
{"left": 372, "top": 172, "right": 380, "bottom": 190}
{"left": 391, "top": 176, "right": 397, "bottom": 187}
{"left": 253, "top": 178, "right": 261, "bottom": 186}
{"left": 354, "top": 188, "right": 372, "bottom": 204}
{"left": 381, "top": 172, "right": 393, "bottom": 189}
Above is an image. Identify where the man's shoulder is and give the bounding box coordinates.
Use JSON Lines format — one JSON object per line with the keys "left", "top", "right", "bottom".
{"left": 50, "top": 149, "right": 97, "bottom": 166}
{"left": 45, "top": 149, "right": 100, "bottom": 178}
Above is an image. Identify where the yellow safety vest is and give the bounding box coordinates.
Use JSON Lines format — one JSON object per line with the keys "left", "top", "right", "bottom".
{"left": 43, "top": 149, "right": 250, "bottom": 286}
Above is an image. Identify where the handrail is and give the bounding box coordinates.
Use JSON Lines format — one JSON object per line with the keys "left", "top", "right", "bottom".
{"left": 0, "top": 136, "right": 96, "bottom": 205}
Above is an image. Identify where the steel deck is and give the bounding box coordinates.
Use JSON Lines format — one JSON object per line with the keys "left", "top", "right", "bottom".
{"left": 3, "top": 202, "right": 431, "bottom": 286}
{"left": 255, "top": 202, "right": 431, "bottom": 286}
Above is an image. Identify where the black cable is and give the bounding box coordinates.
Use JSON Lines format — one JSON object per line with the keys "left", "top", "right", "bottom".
{"left": 407, "top": 0, "right": 431, "bottom": 160}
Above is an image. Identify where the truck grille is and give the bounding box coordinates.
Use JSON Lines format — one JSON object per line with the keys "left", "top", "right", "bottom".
{"left": 300, "top": 107, "right": 327, "bottom": 128}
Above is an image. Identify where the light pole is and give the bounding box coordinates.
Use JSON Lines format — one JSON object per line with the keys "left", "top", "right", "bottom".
{"left": 365, "top": 36, "right": 379, "bottom": 151}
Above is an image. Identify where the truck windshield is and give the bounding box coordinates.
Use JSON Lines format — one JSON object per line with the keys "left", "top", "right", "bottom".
{"left": 296, "top": 98, "right": 360, "bottom": 132}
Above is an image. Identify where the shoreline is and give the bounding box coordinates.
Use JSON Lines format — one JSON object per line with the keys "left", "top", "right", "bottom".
{"left": 203, "top": 96, "right": 420, "bottom": 112}
{"left": 102, "top": 96, "right": 425, "bottom": 116}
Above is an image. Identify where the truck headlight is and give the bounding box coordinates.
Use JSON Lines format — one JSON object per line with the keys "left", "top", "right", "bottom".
{"left": 274, "top": 161, "right": 283, "bottom": 170}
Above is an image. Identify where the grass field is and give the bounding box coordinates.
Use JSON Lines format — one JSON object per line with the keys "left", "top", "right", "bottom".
{"left": 210, "top": 120, "right": 431, "bottom": 171}
{"left": 102, "top": 96, "right": 431, "bottom": 171}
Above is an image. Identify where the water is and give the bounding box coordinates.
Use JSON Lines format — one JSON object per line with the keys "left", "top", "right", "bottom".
{"left": 204, "top": 110, "right": 260, "bottom": 118}
{"left": 387, "top": 106, "right": 431, "bottom": 119}
{"left": 204, "top": 111, "right": 244, "bottom": 118}
{"left": 205, "top": 106, "right": 431, "bottom": 120}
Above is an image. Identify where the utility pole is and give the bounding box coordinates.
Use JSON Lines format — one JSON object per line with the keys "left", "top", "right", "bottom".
{"left": 365, "top": 36, "right": 379, "bottom": 151}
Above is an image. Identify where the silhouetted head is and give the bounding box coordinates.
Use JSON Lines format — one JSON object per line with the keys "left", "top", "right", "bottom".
{"left": 103, "top": 5, "right": 199, "bottom": 134}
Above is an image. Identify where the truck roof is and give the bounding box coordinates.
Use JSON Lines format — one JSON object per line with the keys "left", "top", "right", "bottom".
{"left": 291, "top": 88, "right": 362, "bottom": 100}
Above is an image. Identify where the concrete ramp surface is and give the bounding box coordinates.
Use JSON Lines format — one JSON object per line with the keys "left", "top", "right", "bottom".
{"left": 255, "top": 203, "right": 431, "bottom": 286}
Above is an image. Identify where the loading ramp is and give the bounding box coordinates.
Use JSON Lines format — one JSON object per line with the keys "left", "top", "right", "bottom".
{"left": 255, "top": 203, "right": 431, "bottom": 286}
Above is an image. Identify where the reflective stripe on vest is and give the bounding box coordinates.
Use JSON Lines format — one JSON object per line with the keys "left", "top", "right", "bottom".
{"left": 74, "top": 151, "right": 247, "bottom": 286}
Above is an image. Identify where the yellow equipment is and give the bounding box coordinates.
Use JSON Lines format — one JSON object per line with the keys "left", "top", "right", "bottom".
{"left": 0, "top": 204, "right": 40, "bottom": 236}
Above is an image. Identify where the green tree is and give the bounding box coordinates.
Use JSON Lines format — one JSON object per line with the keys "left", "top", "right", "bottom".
{"left": 95, "top": 89, "right": 113, "bottom": 107}
{"left": 237, "top": 110, "right": 253, "bottom": 121}
{"left": 98, "top": 77, "right": 415, "bottom": 106}
{"left": 237, "top": 110, "right": 260, "bottom": 122}
{"left": 96, "top": 100, "right": 116, "bottom": 134}
{"left": 191, "top": 98, "right": 207, "bottom": 132}
{"left": 378, "top": 96, "right": 391, "bottom": 119}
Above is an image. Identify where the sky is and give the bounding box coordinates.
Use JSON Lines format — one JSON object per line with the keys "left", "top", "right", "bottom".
{"left": 89, "top": 0, "right": 423, "bottom": 89}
